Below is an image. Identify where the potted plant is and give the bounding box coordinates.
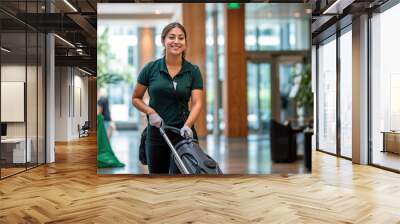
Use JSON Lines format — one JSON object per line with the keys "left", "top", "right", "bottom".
{"left": 295, "top": 64, "right": 313, "bottom": 125}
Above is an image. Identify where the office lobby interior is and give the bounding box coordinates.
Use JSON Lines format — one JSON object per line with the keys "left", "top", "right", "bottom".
{"left": 1, "top": 0, "right": 400, "bottom": 223}
{"left": 96, "top": 2, "right": 312, "bottom": 175}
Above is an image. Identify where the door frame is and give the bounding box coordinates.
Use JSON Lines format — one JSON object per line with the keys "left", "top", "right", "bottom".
{"left": 246, "top": 61, "right": 271, "bottom": 134}
{"left": 246, "top": 50, "right": 308, "bottom": 126}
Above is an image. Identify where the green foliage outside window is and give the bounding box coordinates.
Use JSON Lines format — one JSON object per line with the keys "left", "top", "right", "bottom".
{"left": 97, "top": 28, "right": 134, "bottom": 88}
{"left": 296, "top": 64, "right": 313, "bottom": 115}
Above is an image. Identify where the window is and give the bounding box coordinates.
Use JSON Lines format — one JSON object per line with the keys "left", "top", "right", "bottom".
{"left": 370, "top": 3, "right": 400, "bottom": 171}
{"left": 128, "top": 46, "right": 134, "bottom": 65}
{"left": 245, "top": 4, "right": 310, "bottom": 51}
{"left": 98, "top": 25, "right": 139, "bottom": 123}
{"left": 339, "top": 28, "right": 352, "bottom": 158}
{"left": 317, "top": 36, "right": 337, "bottom": 154}
{"left": 206, "top": 3, "right": 225, "bottom": 132}
{"left": 0, "top": 1, "right": 46, "bottom": 179}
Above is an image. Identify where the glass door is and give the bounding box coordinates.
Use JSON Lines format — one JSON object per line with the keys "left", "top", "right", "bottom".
{"left": 339, "top": 28, "right": 352, "bottom": 159}
{"left": 1, "top": 26, "right": 28, "bottom": 178}
{"left": 317, "top": 37, "right": 337, "bottom": 155}
{"left": 278, "top": 61, "right": 303, "bottom": 123}
{"left": 247, "top": 62, "right": 271, "bottom": 135}
{"left": 370, "top": 5, "right": 400, "bottom": 171}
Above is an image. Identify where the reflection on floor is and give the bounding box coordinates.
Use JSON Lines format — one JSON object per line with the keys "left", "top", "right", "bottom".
{"left": 97, "top": 130, "right": 306, "bottom": 174}
{"left": 372, "top": 150, "right": 400, "bottom": 171}
{"left": 0, "top": 162, "right": 46, "bottom": 179}
{"left": 0, "top": 167, "right": 25, "bottom": 178}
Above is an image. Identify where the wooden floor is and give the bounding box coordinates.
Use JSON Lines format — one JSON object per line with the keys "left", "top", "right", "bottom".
{"left": 1, "top": 134, "right": 400, "bottom": 223}
{"left": 1, "top": 163, "right": 45, "bottom": 178}
{"left": 372, "top": 150, "right": 400, "bottom": 171}
{"left": 1, "top": 167, "right": 26, "bottom": 177}
{"left": 97, "top": 131, "right": 306, "bottom": 175}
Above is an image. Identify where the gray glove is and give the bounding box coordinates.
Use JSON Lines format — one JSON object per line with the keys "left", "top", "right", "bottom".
{"left": 180, "top": 125, "right": 193, "bottom": 139}
{"left": 149, "top": 113, "right": 163, "bottom": 128}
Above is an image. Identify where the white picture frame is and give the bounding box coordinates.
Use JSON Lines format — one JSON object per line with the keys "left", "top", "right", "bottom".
{"left": 1, "top": 81, "right": 25, "bottom": 122}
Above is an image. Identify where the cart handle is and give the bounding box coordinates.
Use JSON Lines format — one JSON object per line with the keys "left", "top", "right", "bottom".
{"left": 160, "top": 124, "right": 181, "bottom": 135}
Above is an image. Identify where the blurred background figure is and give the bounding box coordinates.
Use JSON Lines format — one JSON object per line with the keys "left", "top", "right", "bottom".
{"left": 97, "top": 88, "right": 114, "bottom": 139}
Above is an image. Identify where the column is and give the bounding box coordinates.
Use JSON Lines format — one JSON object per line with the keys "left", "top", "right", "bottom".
{"left": 224, "top": 4, "right": 247, "bottom": 137}
{"left": 138, "top": 27, "right": 155, "bottom": 68}
{"left": 182, "top": 3, "right": 207, "bottom": 137}
{"left": 270, "top": 57, "right": 280, "bottom": 122}
{"left": 352, "top": 14, "right": 368, "bottom": 164}
{"left": 46, "top": 32, "right": 55, "bottom": 163}
{"left": 212, "top": 6, "right": 220, "bottom": 136}
{"left": 138, "top": 27, "right": 155, "bottom": 132}
{"left": 88, "top": 76, "right": 97, "bottom": 132}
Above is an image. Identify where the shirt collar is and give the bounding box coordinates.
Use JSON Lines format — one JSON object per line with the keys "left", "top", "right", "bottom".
{"left": 159, "top": 56, "right": 190, "bottom": 75}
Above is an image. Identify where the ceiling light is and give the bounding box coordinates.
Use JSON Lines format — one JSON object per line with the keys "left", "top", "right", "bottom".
{"left": 78, "top": 67, "right": 92, "bottom": 76}
{"left": 54, "top": 34, "right": 75, "bottom": 48}
{"left": 294, "top": 12, "right": 301, "bottom": 18}
{"left": 323, "top": 0, "right": 341, "bottom": 14}
{"left": 305, "top": 8, "right": 312, "bottom": 14}
{"left": 1, "top": 47, "right": 11, "bottom": 53}
{"left": 63, "top": 0, "right": 78, "bottom": 12}
{"left": 322, "top": 0, "right": 354, "bottom": 15}
{"left": 155, "top": 10, "right": 161, "bottom": 15}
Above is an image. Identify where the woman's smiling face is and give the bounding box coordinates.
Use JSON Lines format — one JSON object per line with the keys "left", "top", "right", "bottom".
{"left": 163, "top": 27, "right": 187, "bottom": 57}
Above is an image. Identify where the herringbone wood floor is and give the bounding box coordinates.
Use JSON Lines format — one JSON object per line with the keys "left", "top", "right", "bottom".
{"left": 1, "top": 134, "right": 400, "bottom": 223}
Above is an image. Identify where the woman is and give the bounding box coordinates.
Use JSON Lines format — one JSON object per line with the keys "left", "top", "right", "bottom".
{"left": 132, "top": 22, "right": 203, "bottom": 174}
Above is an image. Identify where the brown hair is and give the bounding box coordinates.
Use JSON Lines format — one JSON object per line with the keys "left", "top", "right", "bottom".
{"left": 161, "top": 22, "right": 187, "bottom": 58}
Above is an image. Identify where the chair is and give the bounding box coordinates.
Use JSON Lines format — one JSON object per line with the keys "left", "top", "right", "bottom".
{"left": 270, "top": 119, "right": 297, "bottom": 163}
{"left": 78, "top": 121, "right": 90, "bottom": 138}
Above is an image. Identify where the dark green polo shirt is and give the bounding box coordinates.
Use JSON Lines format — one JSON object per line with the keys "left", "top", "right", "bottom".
{"left": 137, "top": 57, "right": 203, "bottom": 126}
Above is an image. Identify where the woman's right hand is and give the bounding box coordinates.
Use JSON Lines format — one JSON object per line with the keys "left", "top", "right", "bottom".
{"left": 149, "top": 112, "right": 163, "bottom": 128}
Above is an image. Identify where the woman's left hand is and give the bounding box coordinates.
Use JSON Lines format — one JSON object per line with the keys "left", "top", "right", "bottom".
{"left": 180, "top": 125, "right": 193, "bottom": 139}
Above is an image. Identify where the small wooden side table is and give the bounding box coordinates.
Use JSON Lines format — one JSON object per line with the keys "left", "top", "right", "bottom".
{"left": 381, "top": 131, "right": 400, "bottom": 154}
